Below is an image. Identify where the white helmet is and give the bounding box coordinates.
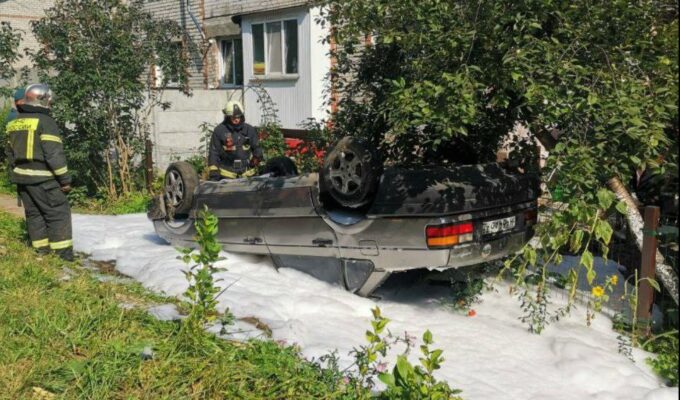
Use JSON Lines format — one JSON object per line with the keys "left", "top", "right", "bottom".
{"left": 24, "top": 83, "right": 54, "bottom": 109}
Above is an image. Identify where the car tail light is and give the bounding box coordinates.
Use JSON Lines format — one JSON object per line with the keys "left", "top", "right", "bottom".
{"left": 426, "top": 222, "right": 474, "bottom": 249}
{"left": 524, "top": 209, "right": 538, "bottom": 227}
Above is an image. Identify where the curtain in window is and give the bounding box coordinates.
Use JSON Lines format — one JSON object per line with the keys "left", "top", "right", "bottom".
{"left": 266, "top": 22, "right": 282, "bottom": 74}
{"left": 222, "top": 40, "right": 234, "bottom": 84}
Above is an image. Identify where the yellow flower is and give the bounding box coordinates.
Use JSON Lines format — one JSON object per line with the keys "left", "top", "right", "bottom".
{"left": 592, "top": 286, "right": 605, "bottom": 298}
{"left": 610, "top": 275, "right": 618, "bottom": 286}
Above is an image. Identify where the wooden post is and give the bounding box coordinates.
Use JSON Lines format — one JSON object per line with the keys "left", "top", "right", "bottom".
{"left": 145, "top": 139, "right": 154, "bottom": 192}
{"left": 638, "top": 206, "right": 660, "bottom": 326}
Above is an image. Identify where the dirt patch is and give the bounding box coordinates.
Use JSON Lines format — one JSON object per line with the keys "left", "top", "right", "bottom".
{"left": 0, "top": 193, "right": 24, "bottom": 218}
{"left": 81, "top": 258, "right": 128, "bottom": 277}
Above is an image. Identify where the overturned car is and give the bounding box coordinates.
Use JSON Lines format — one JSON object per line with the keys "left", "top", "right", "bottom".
{"left": 148, "top": 137, "right": 540, "bottom": 296}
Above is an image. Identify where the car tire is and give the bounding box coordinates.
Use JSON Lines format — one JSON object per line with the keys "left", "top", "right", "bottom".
{"left": 321, "top": 136, "right": 381, "bottom": 208}
{"left": 164, "top": 161, "right": 199, "bottom": 217}
{"left": 263, "top": 156, "right": 298, "bottom": 177}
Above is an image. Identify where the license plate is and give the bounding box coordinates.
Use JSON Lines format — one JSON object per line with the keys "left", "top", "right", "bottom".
{"left": 483, "top": 216, "right": 516, "bottom": 235}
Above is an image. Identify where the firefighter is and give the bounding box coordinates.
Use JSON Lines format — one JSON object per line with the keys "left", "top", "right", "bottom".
{"left": 208, "top": 100, "right": 263, "bottom": 181}
{"left": 5, "top": 83, "right": 74, "bottom": 261}
{"left": 6, "top": 87, "right": 26, "bottom": 123}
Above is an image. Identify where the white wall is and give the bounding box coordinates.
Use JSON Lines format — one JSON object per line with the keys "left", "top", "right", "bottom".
{"left": 242, "top": 7, "right": 321, "bottom": 129}
{"left": 150, "top": 89, "right": 242, "bottom": 171}
{"left": 309, "top": 6, "right": 331, "bottom": 122}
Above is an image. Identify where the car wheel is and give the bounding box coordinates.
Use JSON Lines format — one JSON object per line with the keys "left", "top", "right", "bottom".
{"left": 164, "top": 161, "right": 199, "bottom": 217}
{"left": 263, "top": 156, "right": 298, "bottom": 177}
{"left": 321, "top": 136, "right": 381, "bottom": 208}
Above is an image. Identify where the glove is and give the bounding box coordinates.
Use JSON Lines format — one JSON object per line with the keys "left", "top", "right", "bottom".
{"left": 250, "top": 157, "right": 261, "bottom": 168}
{"left": 209, "top": 170, "right": 221, "bottom": 181}
{"left": 60, "top": 184, "right": 72, "bottom": 193}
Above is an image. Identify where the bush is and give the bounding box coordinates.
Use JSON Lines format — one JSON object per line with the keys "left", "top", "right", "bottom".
{"left": 30, "top": 0, "right": 189, "bottom": 198}
{"left": 643, "top": 332, "right": 679, "bottom": 386}
{"left": 0, "top": 102, "right": 11, "bottom": 166}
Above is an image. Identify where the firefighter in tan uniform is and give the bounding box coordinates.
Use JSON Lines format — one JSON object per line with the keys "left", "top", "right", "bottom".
{"left": 5, "top": 84, "right": 74, "bottom": 261}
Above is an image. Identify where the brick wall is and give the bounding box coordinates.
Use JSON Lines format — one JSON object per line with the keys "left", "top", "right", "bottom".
{"left": 0, "top": 0, "right": 55, "bottom": 79}
{"left": 143, "top": 0, "right": 217, "bottom": 89}
{"left": 209, "top": 0, "right": 308, "bottom": 17}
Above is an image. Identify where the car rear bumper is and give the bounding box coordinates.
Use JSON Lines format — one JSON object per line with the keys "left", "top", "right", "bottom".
{"left": 371, "top": 229, "right": 531, "bottom": 272}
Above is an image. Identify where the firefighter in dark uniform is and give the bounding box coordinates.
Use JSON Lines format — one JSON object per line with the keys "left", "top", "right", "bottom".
{"left": 7, "top": 87, "right": 26, "bottom": 123}
{"left": 208, "top": 100, "right": 263, "bottom": 181}
{"left": 5, "top": 83, "right": 74, "bottom": 261}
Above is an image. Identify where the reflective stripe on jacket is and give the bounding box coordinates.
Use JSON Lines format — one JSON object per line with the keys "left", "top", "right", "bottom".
{"left": 207, "top": 120, "right": 263, "bottom": 177}
{"left": 5, "top": 105, "right": 71, "bottom": 186}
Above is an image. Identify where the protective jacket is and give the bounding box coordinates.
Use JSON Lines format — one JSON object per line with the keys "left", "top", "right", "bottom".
{"left": 5, "top": 105, "right": 71, "bottom": 186}
{"left": 208, "top": 119, "right": 263, "bottom": 179}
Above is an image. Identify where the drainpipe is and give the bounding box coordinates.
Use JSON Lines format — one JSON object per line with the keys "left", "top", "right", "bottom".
{"left": 184, "top": 0, "right": 206, "bottom": 41}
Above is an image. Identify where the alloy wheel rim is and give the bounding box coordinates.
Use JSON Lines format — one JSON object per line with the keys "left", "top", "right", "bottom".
{"left": 164, "top": 170, "right": 185, "bottom": 207}
{"left": 329, "top": 150, "right": 363, "bottom": 196}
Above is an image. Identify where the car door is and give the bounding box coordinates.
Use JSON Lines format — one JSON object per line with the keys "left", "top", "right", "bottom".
{"left": 260, "top": 175, "right": 340, "bottom": 258}
{"left": 194, "top": 178, "right": 268, "bottom": 254}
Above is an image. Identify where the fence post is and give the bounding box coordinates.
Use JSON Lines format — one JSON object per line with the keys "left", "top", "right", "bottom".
{"left": 638, "top": 206, "right": 660, "bottom": 328}
{"left": 145, "top": 139, "right": 154, "bottom": 192}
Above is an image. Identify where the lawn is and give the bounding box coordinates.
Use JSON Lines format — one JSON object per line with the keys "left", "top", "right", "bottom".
{"left": 0, "top": 211, "right": 347, "bottom": 399}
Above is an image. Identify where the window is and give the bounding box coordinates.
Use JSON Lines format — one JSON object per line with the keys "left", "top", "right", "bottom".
{"left": 252, "top": 19, "right": 298, "bottom": 76}
{"left": 220, "top": 38, "right": 243, "bottom": 86}
{"left": 155, "top": 40, "right": 184, "bottom": 88}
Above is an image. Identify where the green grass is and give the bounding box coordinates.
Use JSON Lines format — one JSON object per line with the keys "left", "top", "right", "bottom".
{"left": 71, "top": 190, "right": 152, "bottom": 215}
{"left": 0, "top": 211, "right": 348, "bottom": 399}
{"left": 0, "top": 166, "right": 13, "bottom": 195}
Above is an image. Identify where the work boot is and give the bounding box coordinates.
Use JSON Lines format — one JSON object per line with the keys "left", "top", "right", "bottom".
{"left": 34, "top": 246, "right": 50, "bottom": 256}
{"left": 55, "top": 248, "right": 75, "bottom": 262}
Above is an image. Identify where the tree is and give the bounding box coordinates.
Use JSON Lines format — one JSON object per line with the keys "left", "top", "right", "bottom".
{"left": 30, "top": 0, "right": 190, "bottom": 197}
{"left": 0, "top": 22, "right": 22, "bottom": 97}
{"left": 320, "top": 1, "right": 678, "bottom": 304}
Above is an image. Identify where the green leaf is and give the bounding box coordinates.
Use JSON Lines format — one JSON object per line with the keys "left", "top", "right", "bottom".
{"left": 430, "top": 349, "right": 444, "bottom": 361}
{"left": 396, "top": 355, "right": 414, "bottom": 380}
{"left": 594, "top": 220, "right": 613, "bottom": 244}
{"left": 379, "top": 372, "right": 396, "bottom": 387}
{"left": 615, "top": 201, "right": 628, "bottom": 214}
{"left": 423, "top": 330, "right": 433, "bottom": 345}
{"left": 587, "top": 93, "right": 598, "bottom": 105}
{"left": 643, "top": 278, "right": 661, "bottom": 292}
{"left": 581, "top": 250, "right": 594, "bottom": 271}
{"left": 597, "top": 189, "right": 615, "bottom": 210}
{"left": 570, "top": 230, "right": 584, "bottom": 253}
{"left": 587, "top": 268, "right": 596, "bottom": 285}
{"left": 525, "top": 246, "right": 537, "bottom": 266}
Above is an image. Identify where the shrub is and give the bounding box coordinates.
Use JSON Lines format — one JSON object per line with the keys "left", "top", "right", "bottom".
{"left": 177, "top": 206, "right": 230, "bottom": 353}
{"left": 319, "top": 307, "right": 463, "bottom": 399}
{"left": 643, "top": 332, "right": 679, "bottom": 386}
{"left": 30, "top": 0, "right": 189, "bottom": 198}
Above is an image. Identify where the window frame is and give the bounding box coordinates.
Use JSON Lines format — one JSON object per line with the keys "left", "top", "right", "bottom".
{"left": 155, "top": 38, "right": 185, "bottom": 89}
{"left": 218, "top": 37, "right": 244, "bottom": 87}
{"left": 250, "top": 17, "right": 300, "bottom": 79}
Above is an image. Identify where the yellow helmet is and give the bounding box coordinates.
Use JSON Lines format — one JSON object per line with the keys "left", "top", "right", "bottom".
{"left": 223, "top": 100, "right": 244, "bottom": 118}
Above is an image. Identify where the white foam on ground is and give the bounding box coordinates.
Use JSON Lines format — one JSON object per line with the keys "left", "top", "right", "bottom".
{"left": 72, "top": 214, "right": 678, "bottom": 400}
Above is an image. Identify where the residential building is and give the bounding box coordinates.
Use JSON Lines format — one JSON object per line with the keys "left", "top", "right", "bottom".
{"left": 142, "top": 1, "right": 332, "bottom": 154}
{"left": 0, "top": 0, "right": 55, "bottom": 85}
{"left": 2, "top": 1, "right": 333, "bottom": 170}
